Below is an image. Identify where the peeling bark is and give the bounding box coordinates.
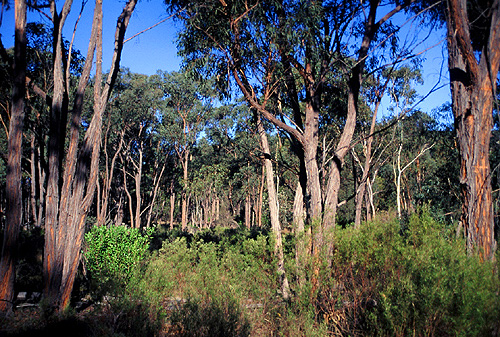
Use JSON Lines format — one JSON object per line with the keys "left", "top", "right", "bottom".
{"left": 446, "top": 0, "right": 500, "bottom": 260}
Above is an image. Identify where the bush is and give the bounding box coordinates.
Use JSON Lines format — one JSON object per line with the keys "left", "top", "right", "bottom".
{"left": 141, "top": 230, "right": 280, "bottom": 336}
{"left": 315, "top": 209, "right": 500, "bottom": 336}
{"left": 83, "top": 225, "right": 151, "bottom": 297}
{"left": 78, "top": 215, "right": 499, "bottom": 336}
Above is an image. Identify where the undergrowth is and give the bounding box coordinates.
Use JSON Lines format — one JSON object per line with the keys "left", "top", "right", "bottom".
{"left": 3, "top": 210, "right": 499, "bottom": 336}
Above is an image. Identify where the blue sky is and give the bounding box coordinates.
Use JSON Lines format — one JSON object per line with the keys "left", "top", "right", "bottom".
{"left": 0, "top": 1, "right": 450, "bottom": 120}
{"left": 0, "top": 1, "right": 181, "bottom": 74}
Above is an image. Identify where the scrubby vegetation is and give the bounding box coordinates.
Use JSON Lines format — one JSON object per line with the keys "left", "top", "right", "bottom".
{"left": 3, "top": 210, "right": 498, "bottom": 336}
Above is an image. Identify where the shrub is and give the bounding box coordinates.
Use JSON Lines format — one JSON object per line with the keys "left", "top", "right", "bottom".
{"left": 83, "top": 225, "right": 151, "bottom": 297}
{"left": 315, "top": 209, "right": 500, "bottom": 336}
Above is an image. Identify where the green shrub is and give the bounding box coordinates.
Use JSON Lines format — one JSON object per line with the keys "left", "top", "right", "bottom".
{"left": 316, "top": 209, "right": 500, "bottom": 336}
{"left": 83, "top": 225, "right": 151, "bottom": 297}
{"left": 141, "top": 230, "right": 280, "bottom": 335}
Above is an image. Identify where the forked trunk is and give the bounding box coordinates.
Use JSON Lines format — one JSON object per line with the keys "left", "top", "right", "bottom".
{"left": 40, "top": 0, "right": 138, "bottom": 311}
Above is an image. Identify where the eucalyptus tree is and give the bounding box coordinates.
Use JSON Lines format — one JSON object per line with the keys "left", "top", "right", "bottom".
{"left": 164, "top": 0, "right": 427, "bottom": 267}
{"left": 0, "top": 0, "right": 26, "bottom": 313}
{"left": 158, "top": 70, "right": 216, "bottom": 230}
{"left": 0, "top": 0, "right": 139, "bottom": 312}
{"left": 445, "top": 0, "right": 500, "bottom": 260}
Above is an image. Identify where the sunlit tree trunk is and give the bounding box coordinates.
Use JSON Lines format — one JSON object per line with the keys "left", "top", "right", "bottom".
{"left": 245, "top": 194, "right": 251, "bottom": 229}
{"left": 181, "top": 149, "right": 189, "bottom": 230}
{"left": 257, "top": 114, "right": 290, "bottom": 299}
{"left": 0, "top": 0, "right": 26, "bottom": 313}
{"left": 133, "top": 138, "right": 143, "bottom": 229}
{"left": 169, "top": 182, "right": 175, "bottom": 229}
{"left": 446, "top": 0, "right": 500, "bottom": 260}
{"left": 122, "top": 154, "right": 134, "bottom": 226}
{"left": 257, "top": 166, "right": 264, "bottom": 227}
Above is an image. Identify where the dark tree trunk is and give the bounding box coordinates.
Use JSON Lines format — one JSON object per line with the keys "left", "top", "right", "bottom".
{"left": 446, "top": 0, "right": 500, "bottom": 260}
{"left": 0, "top": 0, "right": 27, "bottom": 313}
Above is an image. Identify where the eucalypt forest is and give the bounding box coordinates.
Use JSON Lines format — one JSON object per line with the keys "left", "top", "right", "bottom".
{"left": 0, "top": 0, "right": 499, "bottom": 336}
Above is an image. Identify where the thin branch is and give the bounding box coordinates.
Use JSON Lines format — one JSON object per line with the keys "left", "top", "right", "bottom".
{"left": 124, "top": 9, "right": 183, "bottom": 43}
{"left": 401, "top": 142, "right": 434, "bottom": 173}
{"left": 65, "top": 0, "right": 88, "bottom": 90}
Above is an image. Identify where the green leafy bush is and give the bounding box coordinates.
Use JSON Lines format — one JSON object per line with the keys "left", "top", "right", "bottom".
{"left": 83, "top": 225, "right": 151, "bottom": 297}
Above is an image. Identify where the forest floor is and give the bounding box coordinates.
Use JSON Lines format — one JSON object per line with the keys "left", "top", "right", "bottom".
{"left": 0, "top": 303, "right": 178, "bottom": 337}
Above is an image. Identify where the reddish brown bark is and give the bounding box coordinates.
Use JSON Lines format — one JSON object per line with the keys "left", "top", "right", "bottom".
{"left": 446, "top": 0, "right": 500, "bottom": 260}
{"left": 0, "top": 0, "right": 26, "bottom": 313}
{"left": 39, "top": 0, "right": 137, "bottom": 312}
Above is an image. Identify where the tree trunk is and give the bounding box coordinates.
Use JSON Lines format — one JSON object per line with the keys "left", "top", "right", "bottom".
{"left": 303, "top": 104, "right": 322, "bottom": 223}
{"left": 446, "top": 0, "right": 500, "bottom": 260}
{"left": 133, "top": 141, "right": 143, "bottom": 229}
{"left": 169, "top": 187, "right": 175, "bottom": 229}
{"left": 146, "top": 162, "right": 165, "bottom": 228}
{"left": 245, "top": 194, "right": 251, "bottom": 229}
{"left": 216, "top": 196, "right": 220, "bottom": 221}
{"left": 43, "top": 0, "right": 73, "bottom": 310}
{"left": 29, "top": 135, "right": 38, "bottom": 227}
{"left": 257, "top": 114, "right": 290, "bottom": 300}
{"left": 122, "top": 155, "right": 134, "bottom": 226}
{"left": 0, "top": 0, "right": 26, "bottom": 313}
{"left": 181, "top": 149, "right": 189, "bottom": 231}
{"left": 257, "top": 165, "right": 265, "bottom": 227}
{"left": 293, "top": 181, "right": 306, "bottom": 286}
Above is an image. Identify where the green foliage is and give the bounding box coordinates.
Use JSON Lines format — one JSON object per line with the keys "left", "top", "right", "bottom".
{"left": 141, "top": 228, "right": 287, "bottom": 335}
{"left": 83, "top": 225, "right": 151, "bottom": 297}
{"left": 136, "top": 214, "right": 500, "bottom": 335}
{"left": 6, "top": 214, "right": 499, "bottom": 336}
{"left": 314, "top": 209, "right": 500, "bottom": 336}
